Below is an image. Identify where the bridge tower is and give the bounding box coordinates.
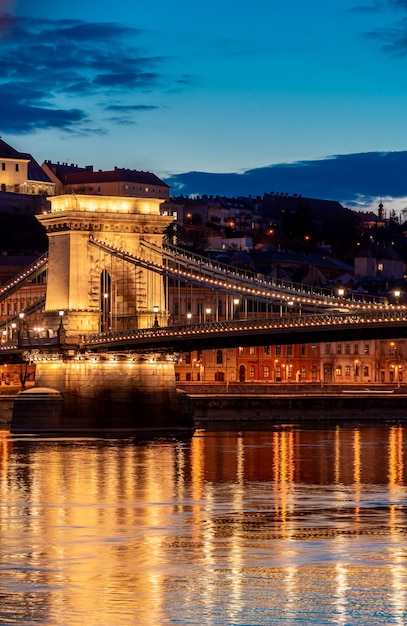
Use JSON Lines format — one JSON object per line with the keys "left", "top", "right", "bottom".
{"left": 12, "top": 193, "right": 194, "bottom": 435}
{"left": 37, "top": 193, "right": 173, "bottom": 337}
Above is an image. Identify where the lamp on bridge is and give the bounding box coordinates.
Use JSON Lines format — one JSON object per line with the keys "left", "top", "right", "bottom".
{"left": 205, "top": 307, "right": 212, "bottom": 322}
{"left": 394, "top": 289, "right": 401, "bottom": 305}
{"left": 57, "top": 310, "right": 67, "bottom": 344}
{"left": 186, "top": 312, "right": 192, "bottom": 324}
{"left": 17, "top": 312, "right": 25, "bottom": 342}
{"left": 338, "top": 287, "right": 345, "bottom": 298}
{"left": 152, "top": 305, "right": 160, "bottom": 329}
{"left": 233, "top": 298, "right": 240, "bottom": 320}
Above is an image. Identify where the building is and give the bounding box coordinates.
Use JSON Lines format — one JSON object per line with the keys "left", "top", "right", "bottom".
{"left": 41, "top": 161, "right": 170, "bottom": 200}
{"left": 0, "top": 138, "right": 54, "bottom": 196}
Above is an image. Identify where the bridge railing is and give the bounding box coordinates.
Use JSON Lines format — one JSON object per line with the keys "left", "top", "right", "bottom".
{"left": 0, "top": 252, "right": 48, "bottom": 302}
{"left": 84, "top": 309, "right": 407, "bottom": 347}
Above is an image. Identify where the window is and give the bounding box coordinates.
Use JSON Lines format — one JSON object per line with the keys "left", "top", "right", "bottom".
{"left": 186, "top": 372, "right": 191, "bottom": 381}
{"left": 249, "top": 346, "right": 256, "bottom": 355}
{"left": 363, "top": 366, "right": 369, "bottom": 377}
{"left": 335, "top": 365, "right": 342, "bottom": 377}
{"left": 215, "top": 372, "right": 224, "bottom": 381}
{"left": 311, "top": 365, "right": 317, "bottom": 380}
{"left": 184, "top": 352, "right": 191, "bottom": 364}
{"left": 287, "top": 344, "right": 293, "bottom": 356}
{"left": 263, "top": 366, "right": 270, "bottom": 378}
{"left": 238, "top": 346, "right": 244, "bottom": 355}
{"left": 263, "top": 346, "right": 270, "bottom": 355}
{"left": 364, "top": 344, "right": 370, "bottom": 355}
{"left": 354, "top": 344, "right": 359, "bottom": 355}
{"left": 301, "top": 366, "right": 306, "bottom": 379}
{"left": 345, "top": 344, "right": 351, "bottom": 355}
{"left": 345, "top": 365, "right": 351, "bottom": 377}
{"left": 336, "top": 344, "right": 342, "bottom": 355}
{"left": 15, "top": 163, "right": 19, "bottom": 172}
{"left": 216, "top": 349, "right": 223, "bottom": 365}
{"left": 275, "top": 366, "right": 281, "bottom": 380}
{"left": 250, "top": 366, "right": 255, "bottom": 378}
{"left": 275, "top": 345, "right": 281, "bottom": 355}
{"left": 1, "top": 163, "right": 5, "bottom": 171}
{"left": 325, "top": 343, "right": 331, "bottom": 354}
{"left": 301, "top": 344, "right": 307, "bottom": 356}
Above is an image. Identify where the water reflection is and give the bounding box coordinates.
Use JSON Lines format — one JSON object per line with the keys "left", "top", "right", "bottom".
{"left": 0, "top": 423, "right": 406, "bottom": 625}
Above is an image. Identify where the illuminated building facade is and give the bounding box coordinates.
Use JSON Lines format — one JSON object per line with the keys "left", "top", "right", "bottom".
{"left": 0, "top": 138, "right": 55, "bottom": 195}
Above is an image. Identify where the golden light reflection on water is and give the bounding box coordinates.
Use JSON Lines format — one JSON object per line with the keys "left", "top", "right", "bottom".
{"left": 0, "top": 424, "right": 406, "bottom": 625}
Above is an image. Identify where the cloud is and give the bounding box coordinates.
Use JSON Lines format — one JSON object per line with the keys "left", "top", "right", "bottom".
{"left": 0, "top": 13, "right": 171, "bottom": 134}
{"left": 104, "top": 104, "right": 159, "bottom": 112}
{"left": 165, "top": 151, "right": 407, "bottom": 210}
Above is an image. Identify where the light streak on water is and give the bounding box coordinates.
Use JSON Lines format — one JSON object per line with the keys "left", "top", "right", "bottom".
{"left": 0, "top": 422, "right": 406, "bottom": 625}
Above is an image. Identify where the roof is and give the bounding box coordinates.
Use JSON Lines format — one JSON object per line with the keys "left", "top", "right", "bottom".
{"left": 62, "top": 167, "right": 169, "bottom": 188}
{"left": 0, "top": 137, "right": 30, "bottom": 160}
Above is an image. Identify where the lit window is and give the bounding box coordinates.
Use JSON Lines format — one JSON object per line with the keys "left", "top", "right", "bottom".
{"left": 250, "top": 366, "right": 255, "bottom": 378}
{"left": 264, "top": 366, "right": 270, "bottom": 378}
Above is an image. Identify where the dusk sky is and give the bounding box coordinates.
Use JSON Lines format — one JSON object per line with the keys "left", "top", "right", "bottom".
{"left": 2, "top": 0, "right": 407, "bottom": 211}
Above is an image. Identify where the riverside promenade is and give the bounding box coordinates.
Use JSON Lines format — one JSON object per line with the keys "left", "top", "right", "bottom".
{"left": 177, "top": 383, "right": 407, "bottom": 422}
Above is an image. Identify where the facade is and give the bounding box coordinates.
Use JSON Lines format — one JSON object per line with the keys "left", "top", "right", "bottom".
{"left": 175, "top": 339, "right": 406, "bottom": 386}
{"left": 0, "top": 138, "right": 54, "bottom": 196}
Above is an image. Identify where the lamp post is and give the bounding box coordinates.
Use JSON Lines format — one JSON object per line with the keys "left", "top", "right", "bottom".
{"left": 205, "top": 307, "right": 211, "bottom": 322}
{"left": 338, "top": 288, "right": 345, "bottom": 298}
{"left": 233, "top": 298, "right": 240, "bottom": 320}
{"left": 152, "top": 305, "right": 159, "bottom": 328}
{"left": 394, "top": 289, "right": 401, "bottom": 305}
{"left": 57, "top": 310, "right": 66, "bottom": 343}
{"left": 186, "top": 312, "right": 192, "bottom": 324}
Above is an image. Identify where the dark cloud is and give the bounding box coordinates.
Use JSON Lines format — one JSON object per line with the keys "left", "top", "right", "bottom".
{"left": 104, "top": 105, "right": 159, "bottom": 112}
{"left": 165, "top": 152, "right": 407, "bottom": 208}
{"left": 0, "top": 13, "right": 169, "bottom": 134}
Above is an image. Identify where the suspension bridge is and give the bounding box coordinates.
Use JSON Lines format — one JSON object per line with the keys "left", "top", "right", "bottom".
{"left": 1, "top": 192, "right": 405, "bottom": 434}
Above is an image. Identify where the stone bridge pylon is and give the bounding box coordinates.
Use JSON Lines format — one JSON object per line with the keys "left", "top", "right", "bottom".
{"left": 38, "top": 193, "right": 173, "bottom": 338}
{"left": 11, "top": 193, "right": 194, "bottom": 436}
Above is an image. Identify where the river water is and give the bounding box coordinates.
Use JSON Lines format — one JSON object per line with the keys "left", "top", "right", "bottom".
{"left": 0, "top": 420, "right": 406, "bottom": 625}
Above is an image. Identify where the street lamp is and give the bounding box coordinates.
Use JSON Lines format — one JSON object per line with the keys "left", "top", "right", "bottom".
{"left": 186, "top": 312, "right": 192, "bottom": 324}
{"left": 338, "top": 288, "right": 345, "bottom": 298}
{"left": 394, "top": 289, "right": 401, "bottom": 305}
{"left": 233, "top": 298, "right": 240, "bottom": 319}
{"left": 205, "top": 307, "right": 211, "bottom": 322}
{"left": 152, "top": 305, "right": 159, "bottom": 328}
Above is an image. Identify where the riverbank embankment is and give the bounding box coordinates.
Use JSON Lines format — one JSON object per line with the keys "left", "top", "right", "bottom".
{"left": 177, "top": 383, "right": 407, "bottom": 421}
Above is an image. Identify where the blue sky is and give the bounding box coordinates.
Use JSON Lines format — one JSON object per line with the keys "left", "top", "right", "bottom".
{"left": 1, "top": 0, "right": 407, "bottom": 211}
